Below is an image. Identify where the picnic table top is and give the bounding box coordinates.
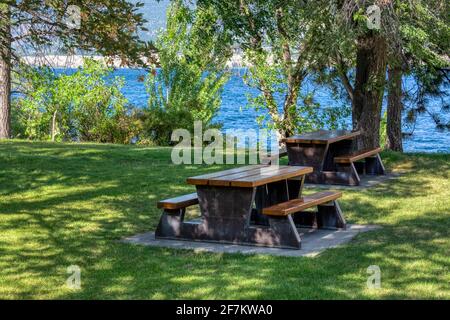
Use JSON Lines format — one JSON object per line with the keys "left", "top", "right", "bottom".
{"left": 282, "top": 130, "right": 360, "bottom": 144}
{"left": 187, "top": 165, "right": 313, "bottom": 188}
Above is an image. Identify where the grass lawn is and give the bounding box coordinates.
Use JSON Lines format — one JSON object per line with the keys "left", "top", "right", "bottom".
{"left": 0, "top": 140, "right": 449, "bottom": 299}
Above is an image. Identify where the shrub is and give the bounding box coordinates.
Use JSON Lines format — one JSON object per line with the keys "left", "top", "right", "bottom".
{"left": 142, "top": 0, "right": 232, "bottom": 145}
{"left": 12, "top": 59, "right": 141, "bottom": 144}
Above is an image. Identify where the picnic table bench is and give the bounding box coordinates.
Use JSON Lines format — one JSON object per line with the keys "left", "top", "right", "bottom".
{"left": 283, "top": 130, "right": 385, "bottom": 186}
{"left": 156, "top": 165, "right": 346, "bottom": 249}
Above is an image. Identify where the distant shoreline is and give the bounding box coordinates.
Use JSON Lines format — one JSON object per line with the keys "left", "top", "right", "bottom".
{"left": 20, "top": 55, "right": 151, "bottom": 69}
{"left": 20, "top": 53, "right": 247, "bottom": 69}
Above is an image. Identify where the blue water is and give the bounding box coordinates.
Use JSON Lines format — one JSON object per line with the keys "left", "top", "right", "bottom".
{"left": 113, "top": 68, "right": 449, "bottom": 153}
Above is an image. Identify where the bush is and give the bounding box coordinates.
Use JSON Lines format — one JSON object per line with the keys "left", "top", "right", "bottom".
{"left": 142, "top": 0, "right": 232, "bottom": 145}
{"left": 12, "top": 59, "right": 141, "bottom": 144}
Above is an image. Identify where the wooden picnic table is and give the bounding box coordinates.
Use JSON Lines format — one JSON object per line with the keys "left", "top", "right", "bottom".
{"left": 156, "top": 165, "right": 312, "bottom": 249}
{"left": 283, "top": 130, "right": 385, "bottom": 186}
{"left": 156, "top": 164, "right": 348, "bottom": 249}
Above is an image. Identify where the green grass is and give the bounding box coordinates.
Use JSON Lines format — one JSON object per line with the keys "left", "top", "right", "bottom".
{"left": 0, "top": 140, "right": 449, "bottom": 299}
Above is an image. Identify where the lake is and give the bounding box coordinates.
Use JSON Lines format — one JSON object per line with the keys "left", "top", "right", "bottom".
{"left": 113, "top": 68, "right": 449, "bottom": 153}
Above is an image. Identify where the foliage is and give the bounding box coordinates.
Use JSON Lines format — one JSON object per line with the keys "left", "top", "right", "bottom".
{"left": 380, "top": 111, "right": 387, "bottom": 148}
{"left": 12, "top": 59, "right": 141, "bottom": 143}
{"left": 403, "top": 66, "right": 450, "bottom": 132}
{"left": 397, "top": 0, "right": 449, "bottom": 69}
{"left": 3, "top": 0, "right": 153, "bottom": 65}
{"left": 396, "top": 0, "right": 450, "bottom": 132}
{"left": 11, "top": 66, "right": 58, "bottom": 140}
{"left": 143, "top": 0, "right": 232, "bottom": 145}
{"left": 247, "top": 72, "right": 351, "bottom": 133}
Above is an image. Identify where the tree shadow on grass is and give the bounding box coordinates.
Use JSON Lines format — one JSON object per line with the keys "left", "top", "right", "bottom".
{"left": 0, "top": 142, "right": 241, "bottom": 298}
{"left": 48, "top": 209, "right": 449, "bottom": 300}
{"left": 0, "top": 143, "right": 448, "bottom": 299}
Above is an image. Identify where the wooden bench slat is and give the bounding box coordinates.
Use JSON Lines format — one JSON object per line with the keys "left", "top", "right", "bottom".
{"left": 334, "top": 147, "right": 382, "bottom": 164}
{"left": 262, "top": 191, "right": 342, "bottom": 216}
{"left": 157, "top": 193, "right": 199, "bottom": 210}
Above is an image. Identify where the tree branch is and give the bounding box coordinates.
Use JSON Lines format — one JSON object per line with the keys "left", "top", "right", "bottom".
{"left": 335, "top": 52, "right": 354, "bottom": 101}
{"left": 239, "top": 0, "right": 279, "bottom": 120}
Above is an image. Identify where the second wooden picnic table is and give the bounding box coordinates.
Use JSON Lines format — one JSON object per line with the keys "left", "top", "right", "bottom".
{"left": 283, "top": 130, "right": 385, "bottom": 186}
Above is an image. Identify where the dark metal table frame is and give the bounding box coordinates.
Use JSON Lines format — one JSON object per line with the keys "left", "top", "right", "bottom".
{"left": 284, "top": 130, "right": 384, "bottom": 186}
{"left": 155, "top": 165, "right": 345, "bottom": 249}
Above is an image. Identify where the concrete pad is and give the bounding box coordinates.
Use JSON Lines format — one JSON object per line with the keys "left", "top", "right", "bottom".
{"left": 305, "top": 172, "right": 402, "bottom": 190}
{"left": 122, "top": 224, "right": 380, "bottom": 257}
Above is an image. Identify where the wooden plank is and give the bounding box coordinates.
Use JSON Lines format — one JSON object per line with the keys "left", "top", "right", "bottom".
{"left": 208, "top": 165, "right": 282, "bottom": 186}
{"left": 230, "top": 166, "right": 313, "bottom": 188}
{"left": 188, "top": 165, "right": 313, "bottom": 188}
{"left": 334, "top": 147, "right": 382, "bottom": 164}
{"left": 262, "top": 191, "right": 342, "bottom": 216}
{"left": 157, "top": 193, "right": 199, "bottom": 210}
{"left": 283, "top": 130, "right": 360, "bottom": 144}
{"left": 186, "top": 165, "right": 266, "bottom": 185}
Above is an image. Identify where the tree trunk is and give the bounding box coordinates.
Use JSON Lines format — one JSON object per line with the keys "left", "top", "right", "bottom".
{"left": 386, "top": 65, "right": 403, "bottom": 152}
{"left": 352, "top": 34, "right": 388, "bottom": 150}
{"left": 282, "top": 76, "right": 303, "bottom": 139}
{"left": 51, "top": 110, "right": 58, "bottom": 142}
{"left": 0, "top": 4, "right": 11, "bottom": 139}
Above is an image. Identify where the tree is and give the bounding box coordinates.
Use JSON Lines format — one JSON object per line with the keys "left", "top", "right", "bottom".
{"left": 390, "top": 0, "right": 450, "bottom": 151}
{"left": 313, "top": 0, "right": 449, "bottom": 150}
{"left": 332, "top": 0, "right": 400, "bottom": 149}
{"left": 0, "top": 0, "right": 153, "bottom": 139}
{"left": 204, "top": 0, "right": 349, "bottom": 140}
{"left": 143, "top": 0, "right": 232, "bottom": 145}
{"left": 0, "top": 4, "right": 11, "bottom": 138}
{"left": 205, "top": 0, "right": 384, "bottom": 144}
{"left": 353, "top": 32, "right": 388, "bottom": 149}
